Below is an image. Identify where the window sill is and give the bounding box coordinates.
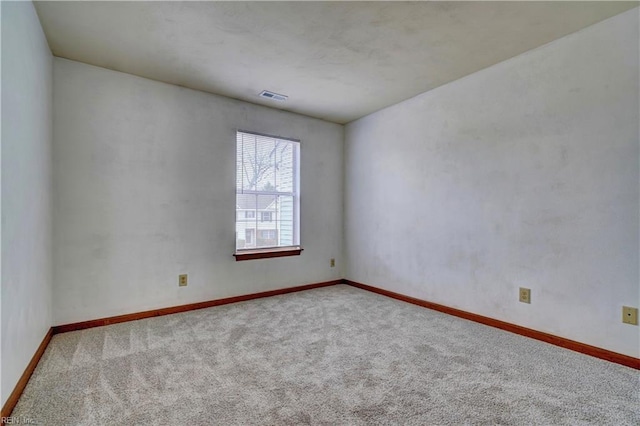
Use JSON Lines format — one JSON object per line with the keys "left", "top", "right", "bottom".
{"left": 234, "top": 247, "right": 303, "bottom": 261}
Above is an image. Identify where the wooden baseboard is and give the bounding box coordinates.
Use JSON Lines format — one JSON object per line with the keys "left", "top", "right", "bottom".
{"left": 344, "top": 280, "right": 640, "bottom": 370}
{"left": 1, "top": 327, "right": 53, "bottom": 421}
{"left": 53, "top": 279, "right": 342, "bottom": 334}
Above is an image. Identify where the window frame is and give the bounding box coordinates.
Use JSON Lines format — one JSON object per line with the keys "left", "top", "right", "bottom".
{"left": 234, "top": 130, "right": 302, "bottom": 261}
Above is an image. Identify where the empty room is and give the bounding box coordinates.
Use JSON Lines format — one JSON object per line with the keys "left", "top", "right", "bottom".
{"left": 2, "top": 1, "right": 639, "bottom": 424}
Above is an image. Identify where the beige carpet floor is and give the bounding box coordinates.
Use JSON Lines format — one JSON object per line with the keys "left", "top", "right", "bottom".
{"left": 12, "top": 285, "right": 640, "bottom": 425}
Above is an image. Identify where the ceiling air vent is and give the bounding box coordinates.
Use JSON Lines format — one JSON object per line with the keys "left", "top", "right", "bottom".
{"left": 259, "top": 90, "right": 288, "bottom": 102}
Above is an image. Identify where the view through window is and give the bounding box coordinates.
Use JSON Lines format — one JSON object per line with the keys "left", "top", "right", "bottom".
{"left": 236, "top": 131, "right": 300, "bottom": 251}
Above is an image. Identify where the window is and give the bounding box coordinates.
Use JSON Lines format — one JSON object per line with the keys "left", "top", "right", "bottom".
{"left": 260, "top": 211, "right": 273, "bottom": 222}
{"left": 259, "top": 230, "right": 276, "bottom": 240}
{"left": 235, "top": 131, "right": 301, "bottom": 260}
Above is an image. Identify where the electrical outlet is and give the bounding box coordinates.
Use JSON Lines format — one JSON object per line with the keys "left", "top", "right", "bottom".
{"left": 519, "top": 287, "right": 531, "bottom": 304}
{"left": 179, "top": 274, "right": 188, "bottom": 287}
{"left": 330, "top": 258, "right": 335, "bottom": 268}
{"left": 622, "top": 306, "right": 638, "bottom": 325}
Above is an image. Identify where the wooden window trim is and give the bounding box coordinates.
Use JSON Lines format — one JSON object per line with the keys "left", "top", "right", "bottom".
{"left": 234, "top": 246, "right": 303, "bottom": 261}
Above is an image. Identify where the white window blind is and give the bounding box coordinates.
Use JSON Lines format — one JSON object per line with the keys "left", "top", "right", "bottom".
{"left": 235, "top": 131, "right": 300, "bottom": 251}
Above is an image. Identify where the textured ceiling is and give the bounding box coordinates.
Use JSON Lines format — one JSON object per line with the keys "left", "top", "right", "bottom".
{"left": 34, "top": 1, "right": 637, "bottom": 124}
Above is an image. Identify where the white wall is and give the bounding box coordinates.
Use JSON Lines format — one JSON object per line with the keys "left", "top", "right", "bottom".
{"left": 53, "top": 59, "right": 343, "bottom": 325}
{"left": 1, "top": 2, "right": 53, "bottom": 406}
{"left": 345, "top": 9, "right": 639, "bottom": 357}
